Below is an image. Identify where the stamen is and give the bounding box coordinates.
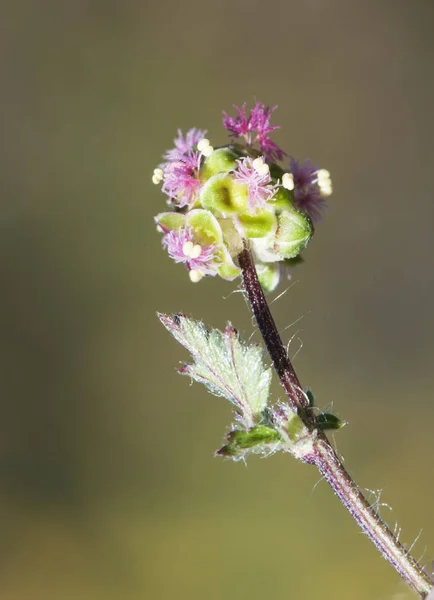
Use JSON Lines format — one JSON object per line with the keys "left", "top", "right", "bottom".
{"left": 252, "top": 157, "right": 270, "bottom": 176}
{"left": 197, "top": 138, "right": 214, "bottom": 157}
{"left": 152, "top": 167, "right": 164, "bottom": 185}
{"left": 190, "top": 244, "right": 202, "bottom": 259}
{"left": 282, "top": 172, "right": 295, "bottom": 191}
{"left": 189, "top": 269, "right": 204, "bottom": 283}
{"left": 317, "top": 169, "right": 331, "bottom": 181}
{"left": 182, "top": 241, "right": 195, "bottom": 256}
{"left": 316, "top": 169, "right": 333, "bottom": 196}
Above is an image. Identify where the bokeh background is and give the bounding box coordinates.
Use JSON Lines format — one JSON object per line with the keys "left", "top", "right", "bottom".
{"left": 1, "top": 1, "right": 434, "bottom": 599}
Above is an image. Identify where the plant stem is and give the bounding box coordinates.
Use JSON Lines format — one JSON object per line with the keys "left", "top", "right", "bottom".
{"left": 238, "top": 246, "right": 433, "bottom": 599}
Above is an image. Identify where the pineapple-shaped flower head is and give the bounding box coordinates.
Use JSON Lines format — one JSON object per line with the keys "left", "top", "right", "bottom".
{"left": 153, "top": 103, "right": 332, "bottom": 292}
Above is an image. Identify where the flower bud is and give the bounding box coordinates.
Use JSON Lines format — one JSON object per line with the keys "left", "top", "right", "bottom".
{"left": 273, "top": 209, "right": 312, "bottom": 259}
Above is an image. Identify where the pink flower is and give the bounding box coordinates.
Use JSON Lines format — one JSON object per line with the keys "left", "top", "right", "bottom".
{"left": 161, "top": 151, "right": 201, "bottom": 208}
{"left": 222, "top": 103, "right": 286, "bottom": 162}
{"left": 222, "top": 103, "right": 253, "bottom": 140}
{"left": 290, "top": 158, "right": 327, "bottom": 222}
{"left": 232, "top": 157, "right": 278, "bottom": 212}
{"left": 164, "top": 128, "right": 208, "bottom": 162}
{"left": 162, "top": 227, "right": 220, "bottom": 277}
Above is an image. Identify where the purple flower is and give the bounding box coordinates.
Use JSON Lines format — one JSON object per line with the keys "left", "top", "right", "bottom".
{"left": 164, "top": 128, "right": 208, "bottom": 162}
{"left": 222, "top": 103, "right": 286, "bottom": 162}
{"left": 222, "top": 103, "right": 252, "bottom": 139}
{"left": 258, "top": 136, "right": 286, "bottom": 163}
{"left": 232, "top": 157, "right": 278, "bottom": 212}
{"left": 162, "top": 227, "right": 220, "bottom": 280}
{"left": 161, "top": 151, "right": 201, "bottom": 208}
{"left": 290, "top": 158, "right": 327, "bottom": 223}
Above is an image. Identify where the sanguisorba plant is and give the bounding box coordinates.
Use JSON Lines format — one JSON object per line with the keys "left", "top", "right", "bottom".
{"left": 152, "top": 102, "right": 433, "bottom": 598}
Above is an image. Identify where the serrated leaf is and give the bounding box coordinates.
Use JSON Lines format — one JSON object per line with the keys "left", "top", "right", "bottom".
{"left": 158, "top": 313, "right": 272, "bottom": 427}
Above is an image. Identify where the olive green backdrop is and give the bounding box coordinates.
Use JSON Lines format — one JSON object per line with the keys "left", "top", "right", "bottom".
{"left": 1, "top": 1, "right": 434, "bottom": 599}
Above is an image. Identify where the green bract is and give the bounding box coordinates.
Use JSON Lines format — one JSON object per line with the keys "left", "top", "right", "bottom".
{"left": 201, "top": 173, "right": 249, "bottom": 216}
{"left": 238, "top": 210, "right": 277, "bottom": 238}
{"left": 200, "top": 147, "right": 239, "bottom": 181}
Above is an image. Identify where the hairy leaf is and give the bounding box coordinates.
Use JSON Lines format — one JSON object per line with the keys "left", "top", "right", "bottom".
{"left": 158, "top": 313, "right": 272, "bottom": 427}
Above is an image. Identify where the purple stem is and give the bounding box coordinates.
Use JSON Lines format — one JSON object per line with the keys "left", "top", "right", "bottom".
{"left": 238, "top": 246, "right": 433, "bottom": 599}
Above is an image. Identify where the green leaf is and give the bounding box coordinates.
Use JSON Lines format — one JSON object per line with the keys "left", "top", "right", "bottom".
{"left": 158, "top": 314, "right": 272, "bottom": 427}
{"left": 216, "top": 425, "right": 282, "bottom": 459}
{"left": 305, "top": 389, "right": 315, "bottom": 406}
{"left": 227, "top": 425, "right": 281, "bottom": 448}
{"left": 317, "top": 412, "right": 344, "bottom": 431}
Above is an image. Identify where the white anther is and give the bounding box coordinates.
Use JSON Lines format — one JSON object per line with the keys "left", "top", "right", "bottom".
{"left": 202, "top": 145, "right": 214, "bottom": 157}
{"left": 282, "top": 172, "right": 295, "bottom": 190}
{"left": 197, "top": 138, "right": 210, "bottom": 152}
{"left": 190, "top": 244, "right": 202, "bottom": 259}
{"left": 182, "top": 241, "right": 195, "bottom": 256}
{"left": 317, "top": 169, "right": 331, "bottom": 182}
{"left": 252, "top": 157, "right": 269, "bottom": 176}
{"left": 189, "top": 269, "right": 204, "bottom": 283}
{"left": 152, "top": 167, "right": 164, "bottom": 185}
{"left": 316, "top": 169, "right": 332, "bottom": 196}
{"left": 319, "top": 181, "right": 333, "bottom": 196}
{"left": 197, "top": 138, "right": 214, "bottom": 157}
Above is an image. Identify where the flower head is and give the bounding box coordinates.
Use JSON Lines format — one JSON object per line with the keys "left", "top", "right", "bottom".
{"left": 232, "top": 156, "right": 278, "bottom": 212}
{"left": 153, "top": 103, "right": 331, "bottom": 291}
{"left": 289, "top": 158, "right": 329, "bottom": 222}
{"left": 164, "top": 128, "right": 208, "bottom": 162}
{"left": 223, "top": 103, "right": 286, "bottom": 162}
{"left": 162, "top": 226, "right": 220, "bottom": 281}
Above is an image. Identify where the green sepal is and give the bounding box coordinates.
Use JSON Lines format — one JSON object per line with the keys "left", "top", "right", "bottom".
{"left": 187, "top": 209, "right": 223, "bottom": 245}
{"left": 218, "top": 218, "right": 244, "bottom": 257}
{"left": 317, "top": 413, "right": 344, "bottom": 431}
{"left": 238, "top": 211, "right": 277, "bottom": 239}
{"left": 255, "top": 263, "right": 280, "bottom": 293}
{"left": 268, "top": 185, "right": 293, "bottom": 212}
{"left": 273, "top": 209, "right": 313, "bottom": 259}
{"left": 217, "top": 250, "right": 241, "bottom": 280}
{"left": 155, "top": 212, "right": 186, "bottom": 232}
{"left": 200, "top": 173, "right": 249, "bottom": 217}
{"left": 200, "top": 147, "right": 239, "bottom": 181}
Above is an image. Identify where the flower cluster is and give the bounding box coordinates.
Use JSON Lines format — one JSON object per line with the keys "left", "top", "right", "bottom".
{"left": 153, "top": 103, "right": 333, "bottom": 292}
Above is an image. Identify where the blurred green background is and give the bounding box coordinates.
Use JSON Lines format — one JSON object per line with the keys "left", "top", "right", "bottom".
{"left": 1, "top": 1, "right": 434, "bottom": 599}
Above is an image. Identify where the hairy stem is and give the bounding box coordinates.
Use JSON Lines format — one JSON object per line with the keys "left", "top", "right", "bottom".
{"left": 238, "top": 246, "right": 433, "bottom": 599}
